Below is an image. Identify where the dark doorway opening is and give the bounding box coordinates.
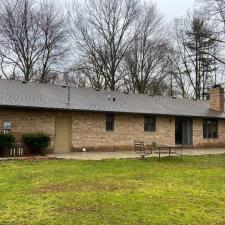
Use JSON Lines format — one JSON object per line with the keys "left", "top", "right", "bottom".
{"left": 175, "top": 118, "right": 193, "bottom": 145}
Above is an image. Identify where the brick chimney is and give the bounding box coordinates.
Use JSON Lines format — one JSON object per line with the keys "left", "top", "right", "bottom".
{"left": 209, "top": 85, "right": 224, "bottom": 112}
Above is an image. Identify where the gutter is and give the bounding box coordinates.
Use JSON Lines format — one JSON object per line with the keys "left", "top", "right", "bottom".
{"left": 0, "top": 105, "right": 225, "bottom": 119}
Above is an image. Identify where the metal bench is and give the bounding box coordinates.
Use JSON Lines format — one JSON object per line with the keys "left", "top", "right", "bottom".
{"left": 134, "top": 140, "right": 152, "bottom": 159}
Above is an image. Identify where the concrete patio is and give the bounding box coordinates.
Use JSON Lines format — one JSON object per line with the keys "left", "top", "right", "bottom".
{"left": 47, "top": 148, "right": 225, "bottom": 160}
{"left": 1, "top": 148, "right": 225, "bottom": 161}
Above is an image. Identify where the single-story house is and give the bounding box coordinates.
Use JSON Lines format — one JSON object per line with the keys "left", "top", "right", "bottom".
{"left": 0, "top": 79, "right": 225, "bottom": 153}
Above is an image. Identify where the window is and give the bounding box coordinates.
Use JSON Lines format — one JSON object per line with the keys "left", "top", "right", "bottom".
{"left": 203, "top": 119, "right": 218, "bottom": 139}
{"left": 144, "top": 116, "right": 156, "bottom": 132}
{"left": 106, "top": 113, "right": 114, "bottom": 131}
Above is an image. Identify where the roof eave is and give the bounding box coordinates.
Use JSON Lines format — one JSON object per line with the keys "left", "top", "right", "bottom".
{"left": 0, "top": 105, "right": 225, "bottom": 119}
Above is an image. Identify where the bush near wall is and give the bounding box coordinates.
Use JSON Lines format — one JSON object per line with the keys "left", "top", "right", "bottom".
{"left": 23, "top": 133, "right": 50, "bottom": 155}
{"left": 0, "top": 133, "right": 15, "bottom": 156}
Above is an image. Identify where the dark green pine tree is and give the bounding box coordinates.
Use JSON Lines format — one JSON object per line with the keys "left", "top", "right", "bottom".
{"left": 185, "top": 17, "right": 217, "bottom": 100}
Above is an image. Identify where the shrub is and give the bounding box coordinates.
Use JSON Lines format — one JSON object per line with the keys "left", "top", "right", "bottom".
{"left": 0, "top": 133, "right": 15, "bottom": 156}
{"left": 23, "top": 133, "right": 50, "bottom": 155}
{"left": 0, "top": 133, "right": 15, "bottom": 150}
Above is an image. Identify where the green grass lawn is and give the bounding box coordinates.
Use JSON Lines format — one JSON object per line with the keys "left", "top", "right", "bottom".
{"left": 1, "top": 155, "right": 225, "bottom": 225}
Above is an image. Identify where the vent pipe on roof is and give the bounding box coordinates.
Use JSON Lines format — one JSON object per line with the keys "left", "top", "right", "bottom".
{"left": 67, "top": 86, "right": 71, "bottom": 105}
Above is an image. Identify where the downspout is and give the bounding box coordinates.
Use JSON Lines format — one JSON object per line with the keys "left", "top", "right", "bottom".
{"left": 67, "top": 86, "right": 71, "bottom": 105}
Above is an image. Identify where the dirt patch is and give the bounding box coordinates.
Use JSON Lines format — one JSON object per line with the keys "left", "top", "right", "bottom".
{"left": 55, "top": 204, "right": 100, "bottom": 214}
{"left": 34, "top": 180, "right": 141, "bottom": 194}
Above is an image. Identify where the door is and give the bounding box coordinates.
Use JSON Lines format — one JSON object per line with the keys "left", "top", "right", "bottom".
{"left": 54, "top": 117, "right": 71, "bottom": 153}
{"left": 175, "top": 118, "right": 193, "bottom": 145}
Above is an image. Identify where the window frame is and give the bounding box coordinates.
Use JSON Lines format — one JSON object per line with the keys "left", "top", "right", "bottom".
{"left": 203, "top": 119, "right": 218, "bottom": 139}
{"left": 106, "top": 113, "right": 114, "bottom": 131}
{"left": 144, "top": 115, "right": 156, "bottom": 132}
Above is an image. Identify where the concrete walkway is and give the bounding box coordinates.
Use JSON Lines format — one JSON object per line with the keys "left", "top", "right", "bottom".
{"left": 1, "top": 149, "right": 225, "bottom": 161}
{"left": 47, "top": 148, "right": 225, "bottom": 161}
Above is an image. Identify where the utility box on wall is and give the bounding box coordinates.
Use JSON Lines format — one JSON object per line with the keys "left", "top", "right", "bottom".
{"left": 3, "top": 121, "right": 12, "bottom": 134}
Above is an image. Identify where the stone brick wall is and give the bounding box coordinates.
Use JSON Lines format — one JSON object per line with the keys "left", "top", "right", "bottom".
{"left": 72, "top": 112, "right": 175, "bottom": 151}
{"left": 209, "top": 87, "right": 224, "bottom": 112}
{"left": 0, "top": 108, "right": 55, "bottom": 152}
{"left": 193, "top": 118, "right": 225, "bottom": 147}
{"left": 0, "top": 108, "right": 175, "bottom": 152}
{"left": 1, "top": 108, "right": 225, "bottom": 152}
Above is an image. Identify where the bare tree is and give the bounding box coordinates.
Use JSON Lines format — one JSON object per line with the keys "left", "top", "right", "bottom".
{"left": 123, "top": 2, "right": 170, "bottom": 94}
{"left": 0, "top": 0, "right": 66, "bottom": 82}
{"left": 72, "top": 54, "right": 108, "bottom": 90}
{"left": 167, "top": 48, "right": 192, "bottom": 98}
{"left": 69, "top": 0, "right": 139, "bottom": 90}
{"left": 35, "top": 1, "right": 67, "bottom": 83}
{"left": 0, "top": 0, "right": 40, "bottom": 81}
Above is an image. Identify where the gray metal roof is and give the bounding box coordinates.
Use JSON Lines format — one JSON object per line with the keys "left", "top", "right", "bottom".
{"left": 0, "top": 79, "right": 225, "bottom": 118}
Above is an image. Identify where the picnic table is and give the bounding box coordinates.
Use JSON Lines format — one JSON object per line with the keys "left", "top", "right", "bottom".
{"left": 153, "top": 145, "right": 183, "bottom": 161}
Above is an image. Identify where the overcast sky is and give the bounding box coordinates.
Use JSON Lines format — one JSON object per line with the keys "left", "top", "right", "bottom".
{"left": 60, "top": 0, "right": 196, "bottom": 20}
{"left": 155, "top": 0, "right": 196, "bottom": 20}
